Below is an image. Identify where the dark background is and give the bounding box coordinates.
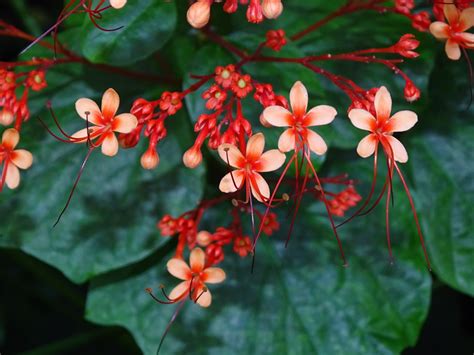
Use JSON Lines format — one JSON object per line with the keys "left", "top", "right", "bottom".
{"left": 0, "top": 1, "right": 473, "bottom": 354}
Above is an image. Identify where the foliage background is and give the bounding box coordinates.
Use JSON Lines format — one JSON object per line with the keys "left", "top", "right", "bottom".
{"left": 0, "top": 0, "right": 473, "bottom": 354}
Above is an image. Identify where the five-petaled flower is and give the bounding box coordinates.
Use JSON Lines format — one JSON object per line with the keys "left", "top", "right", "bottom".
{"left": 72, "top": 88, "right": 138, "bottom": 156}
{"left": 218, "top": 133, "right": 285, "bottom": 202}
{"left": 166, "top": 248, "right": 226, "bottom": 307}
{"left": 0, "top": 128, "right": 33, "bottom": 190}
{"left": 262, "top": 81, "right": 337, "bottom": 155}
{"left": 348, "top": 86, "right": 417, "bottom": 163}
{"left": 429, "top": 4, "right": 474, "bottom": 60}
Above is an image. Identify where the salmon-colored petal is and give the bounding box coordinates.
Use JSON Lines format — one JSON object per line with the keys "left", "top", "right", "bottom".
{"left": 218, "top": 143, "right": 245, "bottom": 168}
{"left": 202, "top": 267, "right": 226, "bottom": 284}
{"left": 278, "top": 128, "right": 296, "bottom": 152}
{"left": 262, "top": 105, "right": 293, "bottom": 127}
{"left": 219, "top": 170, "right": 245, "bottom": 193}
{"left": 304, "top": 105, "right": 337, "bottom": 127}
{"left": 385, "top": 110, "right": 418, "bottom": 133}
{"left": 2, "top": 128, "right": 19, "bottom": 149}
{"left": 166, "top": 258, "right": 191, "bottom": 280}
{"left": 356, "top": 134, "right": 377, "bottom": 158}
{"left": 112, "top": 113, "right": 137, "bottom": 133}
{"left": 429, "top": 22, "right": 450, "bottom": 39}
{"left": 190, "top": 248, "right": 206, "bottom": 272}
{"left": 246, "top": 133, "right": 265, "bottom": 161}
{"left": 290, "top": 81, "right": 308, "bottom": 117}
{"left": 168, "top": 281, "right": 190, "bottom": 301}
{"left": 110, "top": 0, "right": 127, "bottom": 9}
{"left": 11, "top": 149, "right": 33, "bottom": 169}
{"left": 385, "top": 135, "right": 408, "bottom": 163}
{"left": 75, "top": 98, "right": 102, "bottom": 125}
{"left": 250, "top": 172, "right": 270, "bottom": 202}
{"left": 101, "top": 132, "right": 119, "bottom": 156}
{"left": 256, "top": 149, "right": 286, "bottom": 172}
{"left": 459, "top": 8, "right": 474, "bottom": 31}
{"left": 348, "top": 109, "right": 376, "bottom": 131}
{"left": 445, "top": 39, "right": 461, "bottom": 60}
{"left": 306, "top": 129, "right": 327, "bottom": 155}
{"left": 5, "top": 164, "right": 20, "bottom": 189}
{"left": 459, "top": 32, "right": 474, "bottom": 44}
{"left": 374, "top": 86, "right": 392, "bottom": 121}
{"left": 444, "top": 4, "right": 459, "bottom": 25}
{"left": 101, "top": 88, "right": 120, "bottom": 120}
{"left": 70, "top": 127, "right": 101, "bottom": 143}
{"left": 195, "top": 286, "right": 212, "bottom": 307}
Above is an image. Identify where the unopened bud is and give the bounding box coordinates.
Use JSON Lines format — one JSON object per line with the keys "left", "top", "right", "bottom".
{"left": 110, "top": 0, "right": 127, "bottom": 9}
{"left": 140, "top": 148, "right": 159, "bottom": 170}
{"left": 404, "top": 80, "right": 420, "bottom": 102}
{"left": 262, "top": 0, "right": 283, "bottom": 19}
{"left": 0, "top": 109, "right": 14, "bottom": 126}
{"left": 197, "top": 230, "right": 212, "bottom": 247}
{"left": 187, "top": 0, "right": 212, "bottom": 29}
{"left": 183, "top": 146, "right": 203, "bottom": 168}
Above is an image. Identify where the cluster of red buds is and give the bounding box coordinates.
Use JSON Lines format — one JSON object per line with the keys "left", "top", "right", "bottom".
{"left": 187, "top": 0, "right": 284, "bottom": 29}
{"left": 0, "top": 68, "right": 47, "bottom": 129}
{"left": 326, "top": 186, "right": 362, "bottom": 217}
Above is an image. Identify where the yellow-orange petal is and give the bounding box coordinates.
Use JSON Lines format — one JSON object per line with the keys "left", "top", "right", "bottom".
{"left": 219, "top": 170, "right": 245, "bottom": 193}
{"left": 444, "top": 4, "right": 459, "bottom": 25}
{"left": 101, "top": 88, "right": 120, "bottom": 120}
{"left": 218, "top": 143, "right": 244, "bottom": 168}
{"left": 256, "top": 149, "right": 286, "bottom": 172}
{"left": 356, "top": 134, "right": 377, "bottom": 158}
{"left": 278, "top": 128, "right": 295, "bottom": 152}
{"left": 110, "top": 0, "right": 126, "bottom": 9}
{"left": 5, "top": 164, "right": 20, "bottom": 189}
{"left": 2, "top": 128, "right": 19, "bottom": 150}
{"left": 385, "top": 110, "right": 418, "bottom": 133}
{"left": 306, "top": 129, "right": 327, "bottom": 156}
{"left": 11, "top": 149, "right": 33, "bottom": 169}
{"left": 445, "top": 39, "right": 461, "bottom": 60}
{"left": 167, "top": 258, "right": 191, "bottom": 280}
{"left": 202, "top": 267, "right": 226, "bottom": 284}
{"left": 304, "top": 105, "right": 337, "bottom": 127}
{"left": 459, "top": 8, "right": 474, "bottom": 31}
{"left": 169, "top": 280, "right": 191, "bottom": 301}
{"left": 112, "top": 113, "right": 137, "bottom": 133}
{"left": 290, "top": 81, "right": 308, "bottom": 117}
{"left": 262, "top": 105, "right": 292, "bottom": 127}
{"left": 348, "top": 109, "right": 376, "bottom": 131}
{"left": 374, "top": 86, "right": 392, "bottom": 121}
{"left": 195, "top": 286, "right": 212, "bottom": 307}
{"left": 429, "top": 22, "right": 450, "bottom": 39}
{"left": 75, "top": 98, "right": 102, "bottom": 125}
{"left": 385, "top": 135, "right": 408, "bottom": 163}
{"left": 190, "top": 247, "right": 206, "bottom": 272}
{"left": 246, "top": 133, "right": 265, "bottom": 161}
{"left": 101, "top": 132, "right": 119, "bottom": 156}
{"left": 250, "top": 172, "right": 270, "bottom": 202}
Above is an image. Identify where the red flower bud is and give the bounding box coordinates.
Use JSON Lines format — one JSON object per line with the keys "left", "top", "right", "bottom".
{"left": 404, "top": 80, "right": 420, "bottom": 102}
{"left": 183, "top": 145, "right": 202, "bottom": 168}
{"left": 140, "top": 147, "right": 159, "bottom": 170}
{"left": 247, "top": 0, "right": 263, "bottom": 23}
{"left": 393, "top": 34, "right": 419, "bottom": 58}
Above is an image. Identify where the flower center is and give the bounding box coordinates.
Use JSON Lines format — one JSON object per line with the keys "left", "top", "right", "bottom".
{"left": 221, "top": 70, "right": 230, "bottom": 79}
{"left": 238, "top": 79, "right": 246, "bottom": 89}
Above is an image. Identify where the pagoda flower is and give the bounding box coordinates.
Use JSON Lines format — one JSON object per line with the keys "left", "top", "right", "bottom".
{"left": 258, "top": 81, "right": 347, "bottom": 266}
{"left": 0, "top": 128, "right": 33, "bottom": 191}
{"left": 72, "top": 88, "right": 138, "bottom": 156}
{"left": 344, "top": 86, "right": 431, "bottom": 268}
{"left": 166, "top": 248, "right": 226, "bottom": 307}
{"left": 218, "top": 132, "right": 286, "bottom": 203}
{"left": 429, "top": 4, "right": 474, "bottom": 60}
{"left": 110, "top": 0, "right": 127, "bottom": 9}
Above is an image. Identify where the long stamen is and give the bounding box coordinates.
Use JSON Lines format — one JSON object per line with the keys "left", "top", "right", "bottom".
{"left": 0, "top": 160, "right": 10, "bottom": 192}
{"left": 156, "top": 300, "right": 186, "bottom": 354}
{"left": 385, "top": 170, "right": 394, "bottom": 264}
{"left": 461, "top": 47, "right": 473, "bottom": 110}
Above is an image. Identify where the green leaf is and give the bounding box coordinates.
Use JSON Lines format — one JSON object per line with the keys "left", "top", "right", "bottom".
{"left": 81, "top": 0, "right": 177, "bottom": 66}
{"left": 409, "top": 126, "right": 474, "bottom": 296}
{"left": 85, "top": 159, "right": 430, "bottom": 354}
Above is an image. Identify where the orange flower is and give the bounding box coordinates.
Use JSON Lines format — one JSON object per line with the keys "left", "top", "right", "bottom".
{"left": 72, "top": 88, "right": 137, "bottom": 156}
{"left": 348, "top": 86, "right": 417, "bottom": 163}
{"left": 429, "top": 5, "right": 474, "bottom": 60}
{"left": 0, "top": 128, "right": 33, "bottom": 190}
{"left": 262, "top": 81, "right": 336, "bottom": 155}
{"left": 218, "top": 133, "right": 286, "bottom": 202}
{"left": 166, "top": 248, "right": 226, "bottom": 308}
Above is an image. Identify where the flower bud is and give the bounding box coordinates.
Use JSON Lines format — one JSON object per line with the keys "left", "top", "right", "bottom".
{"left": 393, "top": 34, "right": 419, "bottom": 58}
{"left": 223, "top": 0, "right": 238, "bottom": 13}
{"left": 110, "top": 0, "right": 127, "bottom": 9}
{"left": 247, "top": 0, "right": 264, "bottom": 23}
{"left": 262, "top": 0, "right": 283, "bottom": 19}
{"left": 404, "top": 80, "right": 420, "bottom": 102}
{"left": 0, "top": 109, "right": 14, "bottom": 126}
{"left": 183, "top": 146, "right": 202, "bottom": 168}
{"left": 197, "top": 230, "right": 212, "bottom": 247}
{"left": 187, "top": 0, "right": 212, "bottom": 29}
{"left": 140, "top": 147, "right": 159, "bottom": 170}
